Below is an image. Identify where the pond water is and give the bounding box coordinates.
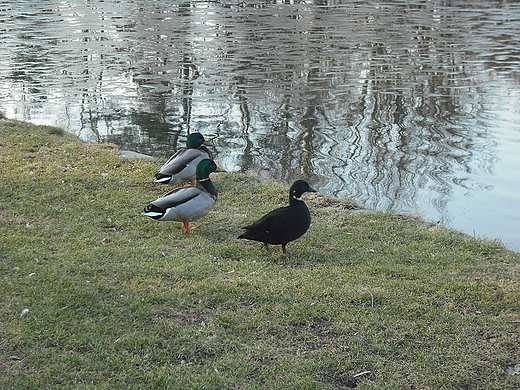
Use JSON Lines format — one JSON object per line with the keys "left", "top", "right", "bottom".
{"left": 2, "top": 0, "right": 520, "bottom": 251}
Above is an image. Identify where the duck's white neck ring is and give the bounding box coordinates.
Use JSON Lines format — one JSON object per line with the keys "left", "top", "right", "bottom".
{"left": 292, "top": 195, "right": 303, "bottom": 201}
{"left": 198, "top": 177, "right": 210, "bottom": 182}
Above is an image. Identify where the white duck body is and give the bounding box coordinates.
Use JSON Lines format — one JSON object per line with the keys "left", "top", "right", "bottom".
{"left": 144, "top": 159, "right": 222, "bottom": 232}
{"left": 145, "top": 183, "right": 216, "bottom": 222}
{"left": 154, "top": 133, "right": 213, "bottom": 185}
{"left": 154, "top": 147, "right": 211, "bottom": 185}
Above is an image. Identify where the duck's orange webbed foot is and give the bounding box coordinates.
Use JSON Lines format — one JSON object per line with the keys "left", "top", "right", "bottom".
{"left": 183, "top": 220, "right": 199, "bottom": 233}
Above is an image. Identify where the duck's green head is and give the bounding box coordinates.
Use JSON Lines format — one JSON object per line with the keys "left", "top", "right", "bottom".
{"left": 196, "top": 159, "right": 226, "bottom": 180}
{"left": 186, "top": 133, "right": 213, "bottom": 149}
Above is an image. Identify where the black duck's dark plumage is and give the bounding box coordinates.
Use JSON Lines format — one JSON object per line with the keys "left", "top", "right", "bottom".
{"left": 238, "top": 180, "right": 316, "bottom": 253}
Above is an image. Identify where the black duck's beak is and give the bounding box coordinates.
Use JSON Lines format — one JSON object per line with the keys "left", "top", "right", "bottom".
{"left": 307, "top": 186, "right": 317, "bottom": 193}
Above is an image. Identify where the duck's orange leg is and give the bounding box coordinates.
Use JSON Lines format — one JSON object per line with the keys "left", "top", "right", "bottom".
{"left": 183, "top": 220, "right": 199, "bottom": 233}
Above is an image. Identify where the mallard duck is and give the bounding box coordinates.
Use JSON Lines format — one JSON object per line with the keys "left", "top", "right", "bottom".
{"left": 154, "top": 132, "right": 213, "bottom": 186}
{"left": 143, "top": 159, "right": 224, "bottom": 232}
{"left": 238, "top": 180, "right": 316, "bottom": 253}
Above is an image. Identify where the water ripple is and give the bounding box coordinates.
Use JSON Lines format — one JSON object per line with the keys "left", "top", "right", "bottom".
{"left": 2, "top": 0, "right": 520, "bottom": 249}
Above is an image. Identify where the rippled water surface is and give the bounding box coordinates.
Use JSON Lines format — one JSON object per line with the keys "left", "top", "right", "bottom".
{"left": 1, "top": 0, "right": 520, "bottom": 250}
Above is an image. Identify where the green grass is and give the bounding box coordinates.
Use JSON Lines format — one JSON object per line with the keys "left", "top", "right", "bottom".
{"left": 1, "top": 119, "right": 519, "bottom": 389}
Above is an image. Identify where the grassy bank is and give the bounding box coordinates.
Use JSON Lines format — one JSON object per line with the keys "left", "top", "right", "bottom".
{"left": 1, "top": 119, "right": 519, "bottom": 389}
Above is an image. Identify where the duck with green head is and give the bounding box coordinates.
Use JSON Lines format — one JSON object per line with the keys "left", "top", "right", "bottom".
{"left": 144, "top": 159, "right": 225, "bottom": 232}
{"left": 154, "top": 132, "right": 213, "bottom": 186}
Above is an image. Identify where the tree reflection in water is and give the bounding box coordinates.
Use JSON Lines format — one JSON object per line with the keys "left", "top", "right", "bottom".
{"left": 1, "top": 0, "right": 518, "bottom": 246}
